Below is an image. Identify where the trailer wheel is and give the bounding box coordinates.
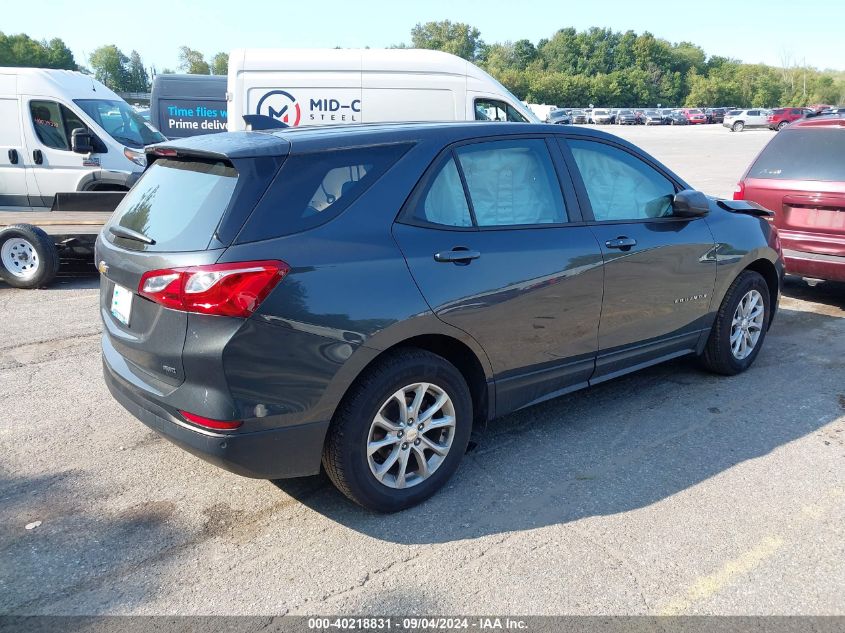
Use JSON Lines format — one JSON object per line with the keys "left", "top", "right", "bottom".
{"left": 0, "top": 224, "right": 59, "bottom": 289}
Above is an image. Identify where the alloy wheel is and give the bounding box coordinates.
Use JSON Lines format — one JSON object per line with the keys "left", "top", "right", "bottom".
{"left": 367, "top": 382, "right": 456, "bottom": 489}
{"left": 730, "top": 289, "right": 765, "bottom": 360}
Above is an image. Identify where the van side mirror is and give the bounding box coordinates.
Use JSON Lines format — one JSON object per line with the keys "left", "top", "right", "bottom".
{"left": 672, "top": 189, "right": 710, "bottom": 218}
{"left": 71, "top": 128, "right": 94, "bottom": 154}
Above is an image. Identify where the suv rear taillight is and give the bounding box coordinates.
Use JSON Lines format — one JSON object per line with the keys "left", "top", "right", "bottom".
{"left": 139, "top": 260, "right": 289, "bottom": 318}
{"left": 733, "top": 182, "right": 745, "bottom": 200}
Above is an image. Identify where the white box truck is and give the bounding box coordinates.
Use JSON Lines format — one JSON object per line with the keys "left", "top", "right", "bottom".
{"left": 0, "top": 68, "right": 166, "bottom": 211}
{"left": 227, "top": 48, "right": 538, "bottom": 131}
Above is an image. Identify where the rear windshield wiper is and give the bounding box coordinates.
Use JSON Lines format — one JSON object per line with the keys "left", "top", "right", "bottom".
{"left": 109, "top": 225, "right": 156, "bottom": 245}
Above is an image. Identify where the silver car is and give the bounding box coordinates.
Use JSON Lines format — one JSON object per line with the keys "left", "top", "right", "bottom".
{"left": 642, "top": 109, "right": 663, "bottom": 125}
{"left": 723, "top": 109, "right": 772, "bottom": 132}
{"left": 592, "top": 108, "right": 614, "bottom": 124}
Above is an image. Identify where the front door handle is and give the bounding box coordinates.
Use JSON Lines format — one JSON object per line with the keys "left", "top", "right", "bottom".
{"left": 605, "top": 236, "right": 637, "bottom": 250}
{"left": 434, "top": 248, "right": 481, "bottom": 264}
{"left": 33, "top": 149, "right": 43, "bottom": 165}
{"left": 8, "top": 149, "right": 18, "bottom": 164}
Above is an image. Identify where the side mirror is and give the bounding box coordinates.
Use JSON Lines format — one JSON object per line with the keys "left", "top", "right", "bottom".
{"left": 672, "top": 189, "right": 710, "bottom": 218}
{"left": 71, "top": 128, "right": 94, "bottom": 154}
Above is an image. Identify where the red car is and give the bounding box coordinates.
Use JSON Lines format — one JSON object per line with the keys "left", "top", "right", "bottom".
{"left": 768, "top": 107, "right": 812, "bottom": 131}
{"left": 734, "top": 115, "right": 845, "bottom": 282}
{"left": 683, "top": 108, "right": 707, "bottom": 124}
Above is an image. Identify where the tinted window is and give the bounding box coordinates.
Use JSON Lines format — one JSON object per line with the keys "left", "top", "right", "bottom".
{"left": 238, "top": 143, "right": 411, "bottom": 242}
{"left": 107, "top": 159, "right": 238, "bottom": 252}
{"left": 748, "top": 129, "right": 845, "bottom": 182}
{"left": 29, "top": 100, "right": 76, "bottom": 150}
{"left": 456, "top": 139, "right": 567, "bottom": 226}
{"left": 413, "top": 157, "right": 473, "bottom": 227}
{"left": 568, "top": 139, "right": 676, "bottom": 221}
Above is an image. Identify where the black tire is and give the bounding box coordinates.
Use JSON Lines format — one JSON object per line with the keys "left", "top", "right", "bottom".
{"left": 700, "top": 271, "right": 771, "bottom": 376}
{"left": 0, "top": 224, "right": 59, "bottom": 289}
{"left": 732, "top": 121, "right": 744, "bottom": 132}
{"left": 777, "top": 121, "right": 788, "bottom": 131}
{"left": 322, "top": 348, "right": 473, "bottom": 512}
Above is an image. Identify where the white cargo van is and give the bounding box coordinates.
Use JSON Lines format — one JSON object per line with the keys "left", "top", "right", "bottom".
{"left": 227, "top": 48, "right": 538, "bottom": 131}
{"left": 0, "top": 68, "right": 166, "bottom": 210}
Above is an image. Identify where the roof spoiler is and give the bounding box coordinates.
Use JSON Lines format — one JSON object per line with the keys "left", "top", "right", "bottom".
{"left": 243, "top": 114, "right": 289, "bottom": 131}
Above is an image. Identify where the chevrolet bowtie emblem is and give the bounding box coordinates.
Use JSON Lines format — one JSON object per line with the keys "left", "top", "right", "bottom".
{"left": 97, "top": 260, "right": 109, "bottom": 275}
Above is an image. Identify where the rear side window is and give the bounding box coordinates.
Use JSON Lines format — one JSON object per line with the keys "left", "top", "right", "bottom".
{"left": 411, "top": 138, "right": 568, "bottom": 228}
{"left": 237, "top": 143, "right": 411, "bottom": 242}
{"left": 107, "top": 159, "right": 238, "bottom": 252}
{"left": 748, "top": 129, "right": 845, "bottom": 182}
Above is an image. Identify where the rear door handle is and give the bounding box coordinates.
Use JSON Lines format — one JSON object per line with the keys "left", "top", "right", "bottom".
{"left": 434, "top": 248, "right": 481, "bottom": 264}
{"left": 8, "top": 149, "right": 18, "bottom": 164}
{"left": 33, "top": 149, "right": 43, "bottom": 165}
{"left": 605, "top": 237, "right": 637, "bottom": 250}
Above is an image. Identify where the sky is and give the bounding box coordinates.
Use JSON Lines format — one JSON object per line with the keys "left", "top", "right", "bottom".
{"left": 4, "top": 0, "right": 841, "bottom": 73}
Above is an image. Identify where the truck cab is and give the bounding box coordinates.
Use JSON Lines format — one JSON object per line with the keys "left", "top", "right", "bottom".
{"left": 0, "top": 68, "right": 165, "bottom": 210}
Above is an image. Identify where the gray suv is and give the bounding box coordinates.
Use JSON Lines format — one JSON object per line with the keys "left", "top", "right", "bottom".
{"left": 98, "top": 122, "right": 783, "bottom": 512}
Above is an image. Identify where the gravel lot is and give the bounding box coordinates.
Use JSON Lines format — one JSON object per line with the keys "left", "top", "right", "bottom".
{"left": 1, "top": 124, "right": 843, "bottom": 616}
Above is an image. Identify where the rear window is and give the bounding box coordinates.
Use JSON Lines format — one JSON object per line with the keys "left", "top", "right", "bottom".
{"left": 107, "top": 158, "right": 238, "bottom": 252}
{"left": 236, "top": 143, "right": 412, "bottom": 242}
{"left": 749, "top": 128, "right": 845, "bottom": 182}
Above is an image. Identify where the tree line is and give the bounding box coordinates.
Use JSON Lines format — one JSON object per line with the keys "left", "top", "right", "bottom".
{"left": 0, "top": 33, "right": 227, "bottom": 93}
{"left": 407, "top": 21, "right": 844, "bottom": 107}
{"left": 1, "top": 24, "right": 842, "bottom": 106}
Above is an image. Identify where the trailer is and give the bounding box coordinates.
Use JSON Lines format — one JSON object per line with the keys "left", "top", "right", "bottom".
{"left": 0, "top": 193, "right": 123, "bottom": 289}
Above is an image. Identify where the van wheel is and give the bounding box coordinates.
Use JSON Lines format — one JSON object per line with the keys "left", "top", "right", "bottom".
{"left": 322, "top": 348, "right": 472, "bottom": 512}
{"left": 0, "top": 224, "right": 59, "bottom": 289}
{"left": 700, "top": 271, "right": 770, "bottom": 375}
{"left": 732, "top": 121, "right": 745, "bottom": 132}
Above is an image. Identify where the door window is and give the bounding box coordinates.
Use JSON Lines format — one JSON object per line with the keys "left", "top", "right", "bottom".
{"left": 474, "top": 98, "right": 527, "bottom": 122}
{"left": 30, "top": 100, "right": 71, "bottom": 150}
{"left": 457, "top": 139, "right": 567, "bottom": 226}
{"left": 413, "top": 157, "right": 473, "bottom": 227}
{"left": 748, "top": 110, "right": 760, "bottom": 116}
{"left": 567, "top": 139, "right": 676, "bottom": 221}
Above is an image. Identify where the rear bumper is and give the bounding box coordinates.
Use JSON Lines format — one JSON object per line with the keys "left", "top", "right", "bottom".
{"left": 783, "top": 248, "right": 845, "bottom": 282}
{"left": 103, "top": 353, "right": 329, "bottom": 479}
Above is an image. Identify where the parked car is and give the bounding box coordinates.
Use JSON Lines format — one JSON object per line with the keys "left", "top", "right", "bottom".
{"left": 734, "top": 114, "right": 844, "bottom": 282}
{"left": 616, "top": 109, "right": 637, "bottom": 125}
{"left": 97, "top": 122, "right": 783, "bottom": 512}
{"left": 570, "top": 109, "right": 588, "bottom": 124}
{"left": 682, "top": 108, "right": 707, "bottom": 124}
{"left": 767, "top": 107, "right": 812, "bottom": 131}
{"left": 592, "top": 108, "right": 614, "bottom": 124}
{"left": 705, "top": 108, "right": 726, "bottom": 124}
{"left": 641, "top": 109, "right": 664, "bottom": 125}
{"left": 667, "top": 110, "right": 689, "bottom": 125}
{"left": 660, "top": 108, "right": 675, "bottom": 124}
{"left": 546, "top": 109, "right": 573, "bottom": 125}
{"left": 724, "top": 109, "right": 771, "bottom": 132}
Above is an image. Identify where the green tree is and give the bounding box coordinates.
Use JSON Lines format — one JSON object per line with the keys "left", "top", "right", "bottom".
{"left": 126, "top": 50, "right": 149, "bottom": 92}
{"left": 89, "top": 45, "right": 130, "bottom": 91}
{"left": 0, "top": 32, "right": 77, "bottom": 69}
{"left": 211, "top": 52, "right": 229, "bottom": 75}
{"left": 512, "top": 39, "right": 537, "bottom": 70}
{"left": 178, "top": 46, "right": 210, "bottom": 74}
{"left": 410, "top": 20, "right": 484, "bottom": 61}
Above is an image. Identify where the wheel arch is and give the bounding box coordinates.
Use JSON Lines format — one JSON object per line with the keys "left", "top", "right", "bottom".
{"left": 743, "top": 258, "right": 780, "bottom": 327}
{"left": 331, "top": 333, "right": 493, "bottom": 432}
